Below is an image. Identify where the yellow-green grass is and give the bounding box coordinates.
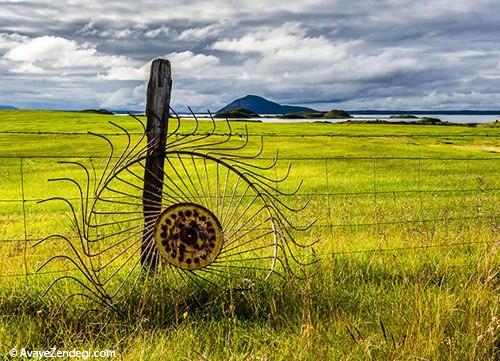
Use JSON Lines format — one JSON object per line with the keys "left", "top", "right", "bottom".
{"left": 0, "top": 110, "right": 498, "bottom": 360}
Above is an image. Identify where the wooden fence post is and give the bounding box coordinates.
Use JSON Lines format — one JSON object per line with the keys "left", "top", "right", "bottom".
{"left": 141, "top": 59, "right": 172, "bottom": 269}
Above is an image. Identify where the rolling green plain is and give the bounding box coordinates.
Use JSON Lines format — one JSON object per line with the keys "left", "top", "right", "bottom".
{"left": 0, "top": 110, "right": 498, "bottom": 360}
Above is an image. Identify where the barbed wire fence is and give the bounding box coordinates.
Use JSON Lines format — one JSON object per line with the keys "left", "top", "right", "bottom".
{"left": 0, "top": 130, "right": 498, "bottom": 283}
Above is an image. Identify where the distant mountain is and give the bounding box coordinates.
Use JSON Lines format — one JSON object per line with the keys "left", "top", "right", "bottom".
{"left": 0, "top": 105, "right": 18, "bottom": 110}
{"left": 217, "top": 95, "right": 317, "bottom": 115}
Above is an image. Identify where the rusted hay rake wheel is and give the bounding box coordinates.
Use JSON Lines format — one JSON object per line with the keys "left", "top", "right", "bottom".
{"left": 154, "top": 203, "right": 224, "bottom": 270}
{"left": 35, "top": 111, "right": 315, "bottom": 309}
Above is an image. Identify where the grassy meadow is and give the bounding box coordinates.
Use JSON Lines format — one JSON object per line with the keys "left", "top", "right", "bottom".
{"left": 0, "top": 110, "right": 498, "bottom": 360}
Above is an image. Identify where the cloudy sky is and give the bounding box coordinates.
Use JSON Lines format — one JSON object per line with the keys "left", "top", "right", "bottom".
{"left": 0, "top": 0, "right": 499, "bottom": 111}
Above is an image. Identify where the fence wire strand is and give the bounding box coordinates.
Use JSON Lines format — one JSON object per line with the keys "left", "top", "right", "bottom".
{"left": 0, "top": 131, "right": 498, "bottom": 280}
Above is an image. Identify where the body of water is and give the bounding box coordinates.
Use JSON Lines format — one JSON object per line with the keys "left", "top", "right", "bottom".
{"left": 253, "top": 114, "right": 500, "bottom": 124}
{"left": 120, "top": 113, "right": 500, "bottom": 124}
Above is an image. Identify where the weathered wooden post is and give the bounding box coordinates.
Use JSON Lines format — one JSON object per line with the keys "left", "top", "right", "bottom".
{"left": 141, "top": 59, "right": 172, "bottom": 269}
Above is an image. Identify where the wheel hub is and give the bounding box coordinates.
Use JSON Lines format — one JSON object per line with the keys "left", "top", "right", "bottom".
{"left": 154, "top": 203, "right": 223, "bottom": 269}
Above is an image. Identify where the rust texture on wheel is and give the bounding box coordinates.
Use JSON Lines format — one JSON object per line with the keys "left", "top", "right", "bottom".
{"left": 154, "top": 203, "right": 223, "bottom": 270}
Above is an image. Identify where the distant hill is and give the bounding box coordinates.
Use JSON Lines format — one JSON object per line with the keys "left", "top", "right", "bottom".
{"left": 80, "top": 108, "right": 114, "bottom": 115}
{"left": 215, "top": 108, "right": 260, "bottom": 119}
{"left": 217, "top": 95, "right": 317, "bottom": 115}
{"left": 0, "top": 105, "right": 18, "bottom": 110}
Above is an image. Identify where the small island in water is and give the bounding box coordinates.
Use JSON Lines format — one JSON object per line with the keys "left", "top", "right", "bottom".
{"left": 214, "top": 108, "right": 262, "bottom": 121}
{"left": 280, "top": 109, "right": 352, "bottom": 119}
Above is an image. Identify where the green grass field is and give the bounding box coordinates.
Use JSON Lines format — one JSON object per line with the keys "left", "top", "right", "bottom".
{"left": 0, "top": 110, "right": 498, "bottom": 360}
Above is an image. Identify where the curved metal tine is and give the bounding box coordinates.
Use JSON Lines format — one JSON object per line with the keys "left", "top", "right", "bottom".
{"left": 47, "top": 173, "right": 87, "bottom": 236}
{"left": 210, "top": 133, "right": 265, "bottom": 161}
{"left": 261, "top": 189, "right": 311, "bottom": 213}
{"left": 107, "top": 120, "right": 132, "bottom": 173}
{"left": 88, "top": 222, "right": 151, "bottom": 257}
{"left": 101, "top": 183, "right": 154, "bottom": 206}
{"left": 200, "top": 125, "right": 257, "bottom": 157}
{"left": 56, "top": 161, "right": 91, "bottom": 229}
{"left": 37, "top": 197, "right": 86, "bottom": 254}
{"left": 202, "top": 157, "right": 215, "bottom": 210}
{"left": 58, "top": 293, "right": 114, "bottom": 314}
{"left": 224, "top": 213, "right": 274, "bottom": 240}
{"left": 251, "top": 176, "right": 303, "bottom": 197}
{"left": 185, "top": 109, "right": 233, "bottom": 151}
{"left": 166, "top": 106, "right": 181, "bottom": 140}
{"left": 108, "top": 232, "right": 158, "bottom": 299}
{"left": 224, "top": 205, "right": 268, "bottom": 240}
{"left": 172, "top": 108, "right": 217, "bottom": 150}
{"left": 223, "top": 148, "right": 279, "bottom": 171}
{"left": 187, "top": 106, "right": 199, "bottom": 134}
{"left": 129, "top": 159, "right": 191, "bottom": 204}
{"left": 283, "top": 223, "right": 321, "bottom": 248}
{"left": 195, "top": 126, "right": 248, "bottom": 156}
{"left": 273, "top": 214, "right": 319, "bottom": 246}
{"left": 236, "top": 162, "right": 291, "bottom": 184}
{"left": 160, "top": 105, "right": 199, "bottom": 147}
{"left": 148, "top": 160, "right": 193, "bottom": 204}
{"left": 280, "top": 232, "right": 319, "bottom": 270}
{"left": 223, "top": 193, "right": 259, "bottom": 237}
{"left": 233, "top": 165, "right": 290, "bottom": 190}
{"left": 265, "top": 196, "right": 317, "bottom": 230}
{"left": 89, "top": 157, "right": 98, "bottom": 197}
{"left": 36, "top": 255, "right": 97, "bottom": 288}
{"left": 87, "top": 131, "right": 114, "bottom": 192}
{"left": 87, "top": 221, "right": 142, "bottom": 243}
{"left": 220, "top": 175, "right": 243, "bottom": 226}
{"left": 99, "top": 228, "right": 151, "bottom": 281}
{"left": 188, "top": 154, "right": 211, "bottom": 209}
{"left": 127, "top": 112, "right": 146, "bottom": 133}
{"left": 220, "top": 229, "right": 275, "bottom": 256}
{"left": 87, "top": 214, "right": 143, "bottom": 228}
{"left": 42, "top": 275, "right": 107, "bottom": 303}
{"left": 164, "top": 155, "right": 199, "bottom": 202}
{"left": 34, "top": 235, "right": 94, "bottom": 281}
{"left": 120, "top": 167, "right": 182, "bottom": 205}
{"left": 273, "top": 229, "right": 310, "bottom": 265}
{"left": 119, "top": 130, "right": 160, "bottom": 166}
{"left": 217, "top": 165, "right": 230, "bottom": 221}
{"left": 87, "top": 215, "right": 157, "bottom": 243}
{"left": 175, "top": 153, "right": 204, "bottom": 204}
{"left": 182, "top": 269, "right": 219, "bottom": 289}
{"left": 110, "top": 174, "right": 163, "bottom": 206}
{"left": 95, "top": 195, "right": 151, "bottom": 208}
{"left": 217, "top": 242, "right": 278, "bottom": 262}
{"left": 109, "top": 117, "right": 150, "bottom": 167}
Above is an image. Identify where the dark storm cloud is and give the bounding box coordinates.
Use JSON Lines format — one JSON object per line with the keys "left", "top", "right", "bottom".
{"left": 0, "top": 0, "right": 498, "bottom": 110}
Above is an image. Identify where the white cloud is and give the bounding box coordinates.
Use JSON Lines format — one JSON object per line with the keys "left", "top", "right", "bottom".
{"left": 168, "top": 51, "right": 220, "bottom": 74}
{"left": 211, "top": 23, "right": 421, "bottom": 85}
{"left": 178, "top": 21, "right": 232, "bottom": 40}
{"left": 100, "top": 85, "right": 145, "bottom": 108}
{"left": 77, "top": 21, "right": 146, "bottom": 39}
{"left": 145, "top": 25, "right": 170, "bottom": 38}
{"left": 9, "top": 62, "right": 44, "bottom": 74}
{"left": 0, "top": 32, "right": 29, "bottom": 50}
{"left": 3, "top": 35, "right": 131, "bottom": 74}
{"left": 102, "top": 51, "right": 220, "bottom": 80}
{"left": 101, "top": 62, "right": 150, "bottom": 81}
